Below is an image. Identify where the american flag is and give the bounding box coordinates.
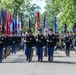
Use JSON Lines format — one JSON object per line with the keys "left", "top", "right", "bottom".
{"left": 35, "top": 12, "right": 40, "bottom": 29}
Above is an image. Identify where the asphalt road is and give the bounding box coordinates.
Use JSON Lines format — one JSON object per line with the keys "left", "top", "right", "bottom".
{"left": 0, "top": 50, "right": 76, "bottom": 75}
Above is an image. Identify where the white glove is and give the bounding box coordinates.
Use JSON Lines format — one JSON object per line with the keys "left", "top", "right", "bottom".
{"left": 36, "top": 39, "right": 38, "bottom": 41}
{"left": 47, "top": 40, "right": 49, "bottom": 42}
{"left": 24, "top": 40, "right": 26, "bottom": 42}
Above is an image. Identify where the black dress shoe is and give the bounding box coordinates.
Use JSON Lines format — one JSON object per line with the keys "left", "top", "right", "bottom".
{"left": 38, "top": 59, "right": 40, "bottom": 62}
{"left": 28, "top": 59, "right": 31, "bottom": 62}
{"left": 0, "top": 60, "right": 2, "bottom": 63}
{"left": 40, "top": 59, "right": 43, "bottom": 62}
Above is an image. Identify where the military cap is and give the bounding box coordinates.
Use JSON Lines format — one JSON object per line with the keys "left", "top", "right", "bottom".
{"left": 48, "top": 28, "right": 53, "bottom": 31}
{"left": 38, "top": 29, "right": 42, "bottom": 32}
{"left": 26, "top": 28, "right": 32, "bottom": 33}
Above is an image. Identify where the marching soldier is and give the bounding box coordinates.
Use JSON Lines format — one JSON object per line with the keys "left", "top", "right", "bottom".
{"left": 47, "top": 28, "right": 56, "bottom": 62}
{"left": 2, "top": 33, "right": 9, "bottom": 58}
{"left": 0, "top": 32, "right": 4, "bottom": 62}
{"left": 64, "top": 32, "right": 72, "bottom": 56}
{"left": 0, "top": 31, "right": 12, "bottom": 59}
{"left": 25, "top": 29, "right": 35, "bottom": 62}
{"left": 12, "top": 34, "right": 16, "bottom": 54}
{"left": 36, "top": 29, "right": 45, "bottom": 62}
{"left": 70, "top": 31, "right": 75, "bottom": 50}
{"left": 30, "top": 31, "right": 36, "bottom": 61}
{"left": 55, "top": 32, "right": 61, "bottom": 50}
{"left": 60, "top": 33, "right": 65, "bottom": 50}
{"left": 44, "top": 30, "right": 48, "bottom": 56}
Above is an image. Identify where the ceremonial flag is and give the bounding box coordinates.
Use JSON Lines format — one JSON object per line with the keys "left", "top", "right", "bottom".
{"left": 9, "top": 14, "right": 13, "bottom": 34}
{"left": 5, "top": 17, "right": 9, "bottom": 34}
{"left": 43, "top": 15, "right": 46, "bottom": 28}
{"left": 1, "top": 9, "right": 6, "bottom": 33}
{"left": 28, "top": 17, "right": 31, "bottom": 29}
{"left": 14, "top": 16, "right": 18, "bottom": 34}
{"left": 35, "top": 12, "right": 40, "bottom": 29}
{"left": 64, "top": 24, "right": 67, "bottom": 32}
{"left": 12, "top": 17, "right": 15, "bottom": 34}
{"left": 5, "top": 11, "right": 11, "bottom": 35}
{"left": 20, "top": 15, "right": 23, "bottom": 36}
{"left": 20, "top": 15, "right": 23, "bottom": 28}
{"left": 43, "top": 15, "right": 48, "bottom": 31}
{"left": 54, "top": 16, "right": 57, "bottom": 33}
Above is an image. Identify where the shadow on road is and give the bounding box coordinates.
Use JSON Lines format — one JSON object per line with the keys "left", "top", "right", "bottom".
{"left": 2, "top": 60, "right": 76, "bottom": 64}
{"left": 53, "top": 61, "right": 76, "bottom": 64}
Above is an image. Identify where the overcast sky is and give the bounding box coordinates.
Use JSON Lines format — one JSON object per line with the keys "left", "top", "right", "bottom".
{"left": 32, "top": 0, "right": 46, "bottom": 13}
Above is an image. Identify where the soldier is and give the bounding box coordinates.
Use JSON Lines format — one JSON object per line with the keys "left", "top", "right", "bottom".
{"left": 36, "top": 29, "right": 45, "bottom": 62}
{"left": 60, "top": 33, "right": 65, "bottom": 50}
{"left": 12, "top": 34, "right": 16, "bottom": 54}
{"left": 55, "top": 32, "right": 61, "bottom": 50}
{"left": 64, "top": 32, "right": 72, "bottom": 56}
{"left": 44, "top": 30, "right": 48, "bottom": 56}
{"left": 5, "top": 34, "right": 12, "bottom": 57}
{"left": 47, "top": 28, "right": 56, "bottom": 62}
{"left": 35, "top": 30, "right": 39, "bottom": 55}
{"left": 0, "top": 31, "right": 4, "bottom": 62}
{"left": 70, "top": 31, "right": 75, "bottom": 50}
{"left": 73, "top": 32, "right": 76, "bottom": 53}
{"left": 25, "top": 29, "right": 35, "bottom": 62}
{"left": 2, "top": 33, "right": 9, "bottom": 58}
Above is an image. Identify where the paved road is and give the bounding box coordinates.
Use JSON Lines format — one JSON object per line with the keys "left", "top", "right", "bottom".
{"left": 0, "top": 50, "right": 76, "bottom": 75}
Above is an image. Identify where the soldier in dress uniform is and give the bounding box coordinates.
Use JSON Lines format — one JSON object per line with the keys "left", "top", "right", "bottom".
{"left": 64, "top": 32, "right": 72, "bottom": 56}
{"left": 60, "top": 32, "right": 65, "bottom": 50}
{"left": 55, "top": 32, "right": 61, "bottom": 50}
{"left": 0, "top": 31, "right": 4, "bottom": 62}
{"left": 4, "top": 34, "right": 10, "bottom": 58}
{"left": 47, "top": 28, "right": 56, "bottom": 62}
{"left": 12, "top": 34, "right": 16, "bottom": 54}
{"left": 74, "top": 32, "right": 76, "bottom": 52}
{"left": 36, "top": 29, "right": 45, "bottom": 62}
{"left": 69, "top": 31, "right": 75, "bottom": 50}
{"left": 25, "top": 29, "right": 35, "bottom": 62}
{"left": 44, "top": 30, "right": 48, "bottom": 56}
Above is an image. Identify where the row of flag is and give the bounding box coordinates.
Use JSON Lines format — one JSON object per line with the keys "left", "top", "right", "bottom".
{"left": 0, "top": 9, "right": 59, "bottom": 35}
{"left": 0, "top": 9, "right": 23, "bottom": 36}
{"left": 35, "top": 12, "right": 57, "bottom": 33}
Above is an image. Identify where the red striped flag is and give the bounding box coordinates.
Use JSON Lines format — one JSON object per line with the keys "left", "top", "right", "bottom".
{"left": 5, "top": 11, "right": 11, "bottom": 36}
{"left": 35, "top": 12, "right": 40, "bottom": 29}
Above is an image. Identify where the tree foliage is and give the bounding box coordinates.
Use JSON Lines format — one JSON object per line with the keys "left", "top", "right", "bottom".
{"left": 45, "top": 0, "right": 76, "bottom": 32}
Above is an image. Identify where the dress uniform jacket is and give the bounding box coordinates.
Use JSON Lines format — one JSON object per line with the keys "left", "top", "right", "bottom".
{"left": 8, "top": 36, "right": 13, "bottom": 45}
{"left": 65, "top": 36, "right": 72, "bottom": 46}
{"left": 25, "top": 35, "right": 35, "bottom": 48}
{"left": 12, "top": 36, "right": 16, "bottom": 45}
{"left": 36, "top": 34, "right": 45, "bottom": 47}
{"left": 47, "top": 34, "right": 56, "bottom": 47}
{"left": 0, "top": 36, "right": 4, "bottom": 48}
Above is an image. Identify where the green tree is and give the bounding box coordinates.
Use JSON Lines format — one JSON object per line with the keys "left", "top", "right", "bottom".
{"left": 45, "top": 0, "right": 76, "bottom": 33}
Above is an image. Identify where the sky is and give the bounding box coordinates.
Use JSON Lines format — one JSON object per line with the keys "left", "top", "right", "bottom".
{"left": 32, "top": 0, "right": 46, "bottom": 13}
